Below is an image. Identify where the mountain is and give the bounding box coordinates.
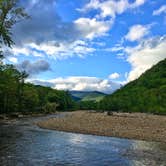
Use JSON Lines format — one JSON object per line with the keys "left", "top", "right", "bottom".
{"left": 100, "top": 59, "right": 166, "bottom": 114}
{"left": 70, "top": 91, "right": 106, "bottom": 102}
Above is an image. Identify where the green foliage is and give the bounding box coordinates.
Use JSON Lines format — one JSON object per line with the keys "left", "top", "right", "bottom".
{"left": 22, "top": 84, "right": 39, "bottom": 112}
{"left": 0, "top": 0, "right": 28, "bottom": 45}
{"left": 71, "top": 91, "right": 106, "bottom": 102}
{"left": 0, "top": 64, "right": 27, "bottom": 112}
{"left": 46, "top": 90, "right": 75, "bottom": 111}
{"left": 0, "top": 64, "right": 76, "bottom": 114}
{"left": 77, "top": 101, "right": 99, "bottom": 110}
{"left": 42, "top": 102, "right": 59, "bottom": 114}
{"left": 0, "top": 0, "right": 29, "bottom": 58}
{"left": 99, "top": 59, "right": 166, "bottom": 114}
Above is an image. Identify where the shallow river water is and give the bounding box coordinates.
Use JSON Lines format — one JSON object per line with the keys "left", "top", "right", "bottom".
{"left": 0, "top": 115, "right": 166, "bottom": 166}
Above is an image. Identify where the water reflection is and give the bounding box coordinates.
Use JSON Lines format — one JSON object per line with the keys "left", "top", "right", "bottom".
{"left": 122, "top": 139, "right": 166, "bottom": 166}
{"left": 0, "top": 117, "right": 166, "bottom": 166}
{"left": 68, "top": 133, "right": 85, "bottom": 145}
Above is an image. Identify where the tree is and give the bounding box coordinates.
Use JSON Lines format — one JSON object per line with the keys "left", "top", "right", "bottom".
{"left": 0, "top": 64, "right": 21, "bottom": 112}
{"left": 22, "top": 85, "right": 39, "bottom": 112}
{"left": 0, "top": 0, "right": 29, "bottom": 58}
{"left": 17, "top": 71, "right": 28, "bottom": 112}
{"left": 0, "top": 0, "right": 30, "bottom": 113}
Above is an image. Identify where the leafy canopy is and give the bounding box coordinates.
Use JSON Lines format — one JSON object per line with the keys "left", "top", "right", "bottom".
{"left": 0, "top": 0, "right": 29, "bottom": 57}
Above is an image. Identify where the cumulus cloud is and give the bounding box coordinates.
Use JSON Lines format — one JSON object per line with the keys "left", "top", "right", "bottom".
{"left": 108, "top": 35, "right": 166, "bottom": 82}
{"left": 17, "top": 60, "right": 50, "bottom": 75}
{"left": 8, "top": 40, "right": 95, "bottom": 60}
{"left": 130, "top": 0, "right": 146, "bottom": 8}
{"left": 78, "top": 0, "right": 146, "bottom": 19}
{"left": 125, "top": 24, "right": 150, "bottom": 42}
{"left": 153, "top": 5, "right": 166, "bottom": 16}
{"left": 6, "top": 0, "right": 102, "bottom": 60}
{"left": 7, "top": 57, "right": 18, "bottom": 63}
{"left": 106, "top": 45, "right": 124, "bottom": 52}
{"left": 125, "top": 35, "right": 166, "bottom": 82}
{"left": 28, "top": 76, "right": 121, "bottom": 94}
{"left": 74, "top": 18, "right": 113, "bottom": 39}
{"left": 7, "top": 0, "right": 146, "bottom": 60}
{"left": 13, "top": 0, "right": 79, "bottom": 45}
{"left": 109, "top": 72, "right": 120, "bottom": 79}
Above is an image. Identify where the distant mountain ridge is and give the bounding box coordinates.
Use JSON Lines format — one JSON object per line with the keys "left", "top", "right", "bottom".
{"left": 70, "top": 91, "right": 106, "bottom": 102}
{"left": 100, "top": 59, "right": 166, "bottom": 114}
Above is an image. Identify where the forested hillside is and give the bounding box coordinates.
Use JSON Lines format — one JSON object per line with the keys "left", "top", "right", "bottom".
{"left": 100, "top": 59, "right": 166, "bottom": 114}
{"left": 70, "top": 91, "right": 106, "bottom": 102}
{"left": 0, "top": 64, "right": 75, "bottom": 114}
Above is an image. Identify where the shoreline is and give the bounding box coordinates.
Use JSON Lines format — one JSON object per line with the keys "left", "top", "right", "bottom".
{"left": 37, "top": 111, "right": 166, "bottom": 143}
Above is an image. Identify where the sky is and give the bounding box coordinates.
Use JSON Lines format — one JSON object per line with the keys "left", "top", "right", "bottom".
{"left": 4, "top": 0, "right": 166, "bottom": 93}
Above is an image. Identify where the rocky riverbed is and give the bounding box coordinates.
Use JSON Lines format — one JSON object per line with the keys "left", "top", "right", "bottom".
{"left": 37, "top": 111, "right": 166, "bottom": 142}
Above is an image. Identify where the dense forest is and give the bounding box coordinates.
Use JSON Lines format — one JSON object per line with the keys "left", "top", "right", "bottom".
{"left": 70, "top": 91, "right": 106, "bottom": 102}
{"left": 1, "top": 59, "right": 165, "bottom": 114}
{"left": 99, "top": 59, "right": 166, "bottom": 114}
{"left": 0, "top": 64, "right": 76, "bottom": 114}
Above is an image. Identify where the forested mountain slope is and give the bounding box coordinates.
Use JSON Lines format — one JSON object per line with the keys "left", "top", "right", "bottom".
{"left": 0, "top": 64, "right": 75, "bottom": 113}
{"left": 100, "top": 59, "right": 166, "bottom": 114}
{"left": 70, "top": 91, "right": 106, "bottom": 102}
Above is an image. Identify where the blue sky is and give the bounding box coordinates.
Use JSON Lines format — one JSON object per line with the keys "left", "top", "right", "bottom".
{"left": 5, "top": 0, "right": 166, "bottom": 93}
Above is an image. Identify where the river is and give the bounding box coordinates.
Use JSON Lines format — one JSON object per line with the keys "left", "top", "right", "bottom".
{"left": 0, "top": 115, "right": 166, "bottom": 166}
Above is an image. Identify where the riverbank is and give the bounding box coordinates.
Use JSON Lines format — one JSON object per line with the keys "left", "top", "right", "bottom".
{"left": 0, "top": 112, "right": 59, "bottom": 127}
{"left": 37, "top": 111, "right": 166, "bottom": 143}
{"left": 0, "top": 112, "right": 58, "bottom": 121}
{"left": 1, "top": 113, "right": 166, "bottom": 166}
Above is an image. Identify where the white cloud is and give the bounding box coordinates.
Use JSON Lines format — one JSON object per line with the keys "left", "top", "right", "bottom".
{"left": 8, "top": 1, "right": 99, "bottom": 60}
{"left": 9, "top": 40, "right": 95, "bottom": 60}
{"left": 13, "top": 0, "right": 79, "bottom": 45}
{"left": 7, "top": 57, "right": 18, "bottom": 63}
{"left": 106, "top": 45, "right": 125, "bottom": 52}
{"left": 125, "top": 24, "right": 150, "bottom": 41}
{"left": 74, "top": 18, "right": 113, "bottom": 39}
{"left": 153, "top": 5, "right": 166, "bottom": 16}
{"left": 28, "top": 76, "right": 121, "bottom": 94}
{"left": 109, "top": 72, "right": 120, "bottom": 79}
{"left": 96, "top": 0, "right": 129, "bottom": 18}
{"left": 125, "top": 36, "right": 166, "bottom": 82}
{"left": 11, "top": 47, "right": 44, "bottom": 57}
{"left": 130, "top": 0, "right": 146, "bottom": 8}
{"left": 9, "top": 17, "right": 110, "bottom": 60}
{"left": 79, "top": 0, "right": 146, "bottom": 19}
{"left": 7, "top": 0, "right": 146, "bottom": 61}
